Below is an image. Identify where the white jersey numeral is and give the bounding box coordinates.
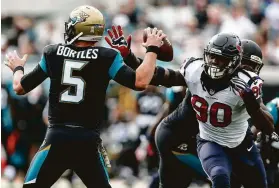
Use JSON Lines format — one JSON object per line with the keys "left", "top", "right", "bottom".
{"left": 60, "top": 60, "right": 88, "bottom": 103}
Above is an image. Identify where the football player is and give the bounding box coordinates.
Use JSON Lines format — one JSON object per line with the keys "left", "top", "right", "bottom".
{"left": 267, "top": 98, "right": 279, "bottom": 129}
{"left": 105, "top": 26, "right": 274, "bottom": 188}
{"left": 4, "top": 6, "right": 166, "bottom": 188}
{"left": 261, "top": 98, "right": 279, "bottom": 187}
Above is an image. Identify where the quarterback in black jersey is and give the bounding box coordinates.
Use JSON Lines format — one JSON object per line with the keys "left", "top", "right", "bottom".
{"left": 4, "top": 5, "right": 167, "bottom": 188}
{"left": 106, "top": 26, "right": 275, "bottom": 188}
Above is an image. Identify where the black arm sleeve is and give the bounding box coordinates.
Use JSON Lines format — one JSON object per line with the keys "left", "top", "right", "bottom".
{"left": 151, "top": 67, "right": 186, "bottom": 87}
{"left": 20, "top": 64, "right": 48, "bottom": 93}
{"left": 124, "top": 51, "right": 186, "bottom": 87}
{"left": 124, "top": 50, "right": 143, "bottom": 69}
{"left": 113, "top": 64, "right": 137, "bottom": 90}
{"left": 163, "top": 90, "right": 198, "bottom": 135}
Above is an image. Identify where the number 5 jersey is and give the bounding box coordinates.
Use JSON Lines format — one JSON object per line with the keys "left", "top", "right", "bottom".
{"left": 28, "top": 44, "right": 126, "bottom": 129}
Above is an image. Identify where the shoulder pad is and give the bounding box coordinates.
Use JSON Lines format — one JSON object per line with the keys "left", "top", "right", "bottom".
{"left": 180, "top": 57, "right": 203, "bottom": 76}
{"left": 43, "top": 44, "right": 59, "bottom": 55}
{"left": 236, "top": 69, "right": 262, "bottom": 87}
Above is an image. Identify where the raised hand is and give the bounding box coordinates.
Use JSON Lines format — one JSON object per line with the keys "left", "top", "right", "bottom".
{"left": 5, "top": 50, "right": 28, "bottom": 72}
{"left": 230, "top": 77, "right": 251, "bottom": 97}
{"left": 142, "top": 27, "right": 166, "bottom": 48}
{"left": 105, "top": 25, "right": 131, "bottom": 58}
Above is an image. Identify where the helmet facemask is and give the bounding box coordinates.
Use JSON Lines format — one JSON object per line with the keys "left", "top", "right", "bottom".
{"left": 204, "top": 51, "right": 241, "bottom": 79}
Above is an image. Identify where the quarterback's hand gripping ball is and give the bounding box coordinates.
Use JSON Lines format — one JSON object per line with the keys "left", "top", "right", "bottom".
{"left": 143, "top": 28, "right": 173, "bottom": 62}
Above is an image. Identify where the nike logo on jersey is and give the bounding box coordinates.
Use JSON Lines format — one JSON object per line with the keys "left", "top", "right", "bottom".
{"left": 57, "top": 46, "right": 98, "bottom": 59}
{"left": 247, "top": 145, "right": 253, "bottom": 152}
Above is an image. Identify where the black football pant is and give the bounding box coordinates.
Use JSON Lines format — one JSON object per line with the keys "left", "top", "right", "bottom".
{"left": 23, "top": 126, "right": 111, "bottom": 188}
{"left": 155, "top": 122, "right": 208, "bottom": 188}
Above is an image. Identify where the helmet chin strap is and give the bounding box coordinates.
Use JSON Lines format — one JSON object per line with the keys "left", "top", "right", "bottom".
{"left": 68, "top": 32, "right": 84, "bottom": 44}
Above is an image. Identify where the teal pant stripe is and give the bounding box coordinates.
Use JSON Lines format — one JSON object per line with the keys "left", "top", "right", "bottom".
{"left": 25, "top": 147, "right": 50, "bottom": 183}
{"left": 174, "top": 153, "right": 207, "bottom": 177}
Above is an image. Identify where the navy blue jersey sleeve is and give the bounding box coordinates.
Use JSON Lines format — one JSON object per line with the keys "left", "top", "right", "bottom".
{"left": 20, "top": 64, "right": 48, "bottom": 93}
{"left": 113, "top": 65, "right": 137, "bottom": 89}
{"left": 20, "top": 47, "right": 50, "bottom": 93}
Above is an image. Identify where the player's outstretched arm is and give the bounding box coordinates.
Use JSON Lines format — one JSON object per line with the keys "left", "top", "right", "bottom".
{"left": 109, "top": 27, "right": 166, "bottom": 90}
{"left": 134, "top": 27, "right": 162, "bottom": 88}
{"left": 5, "top": 50, "right": 48, "bottom": 95}
{"left": 231, "top": 77, "right": 274, "bottom": 134}
{"left": 105, "top": 25, "right": 186, "bottom": 87}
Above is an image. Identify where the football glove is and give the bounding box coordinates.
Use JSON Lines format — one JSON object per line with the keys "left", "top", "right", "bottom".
{"left": 230, "top": 77, "right": 251, "bottom": 97}
{"left": 231, "top": 76, "right": 260, "bottom": 115}
{"left": 256, "top": 131, "right": 279, "bottom": 146}
{"left": 271, "top": 131, "right": 279, "bottom": 142}
{"left": 105, "top": 25, "right": 131, "bottom": 58}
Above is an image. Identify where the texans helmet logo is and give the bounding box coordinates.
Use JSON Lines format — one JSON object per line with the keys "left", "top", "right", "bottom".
{"left": 236, "top": 42, "right": 242, "bottom": 53}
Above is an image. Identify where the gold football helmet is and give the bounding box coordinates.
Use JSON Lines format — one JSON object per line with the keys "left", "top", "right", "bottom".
{"left": 64, "top": 5, "right": 105, "bottom": 44}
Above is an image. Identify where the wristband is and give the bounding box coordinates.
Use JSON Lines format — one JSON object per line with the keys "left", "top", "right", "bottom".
{"left": 13, "top": 66, "right": 24, "bottom": 75}
{"left": 146, "top": 46, "right": 160, "bottom": 55}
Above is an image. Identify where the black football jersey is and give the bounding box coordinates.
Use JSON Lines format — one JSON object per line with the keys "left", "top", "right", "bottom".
{"left": 39, "top": 44, "right": 125, "bottom": 129}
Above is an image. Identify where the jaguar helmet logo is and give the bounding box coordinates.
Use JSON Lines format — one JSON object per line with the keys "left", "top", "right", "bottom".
{"left": 70, "top": 11, "right": 89, "bottom": 25}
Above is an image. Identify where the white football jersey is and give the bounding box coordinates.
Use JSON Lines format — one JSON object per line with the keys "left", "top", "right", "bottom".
{"left": 180, "top": 58, "right": 263, "bottom": 148}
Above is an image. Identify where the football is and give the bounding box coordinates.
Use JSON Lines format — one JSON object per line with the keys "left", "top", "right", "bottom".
{"left": 143, "top": 29, "right": 173, "bottom": 62}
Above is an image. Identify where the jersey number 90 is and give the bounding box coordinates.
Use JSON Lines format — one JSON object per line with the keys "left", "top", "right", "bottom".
{"left": 191, "top": 95, "right": 232, "bottom": 127}
{"left": 60, "top": 60, "right": 88, "bottom": 104}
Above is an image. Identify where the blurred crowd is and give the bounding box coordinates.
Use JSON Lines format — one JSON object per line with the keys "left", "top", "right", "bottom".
{"left": 1, "top": 0, "right": 279, "bottom": 187}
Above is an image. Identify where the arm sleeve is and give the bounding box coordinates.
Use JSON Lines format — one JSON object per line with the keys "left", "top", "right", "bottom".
{"left": 20, "top": 55, "right": 48, "bottom": 93}
{"left": 109, "top": 52, "right": 138, "bottom": 89}
{"left": 124, "top": 51, "right": 186, "bottom": 87}
{"left": 113, "top": 65, "right": 137, "bottom": 90}
{"left": 124, "top": 51, "right": 143, "bottom": 70}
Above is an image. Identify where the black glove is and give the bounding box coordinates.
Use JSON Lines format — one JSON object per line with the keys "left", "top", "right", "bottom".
{"left": 105, "top": 25, "right": 131, "bottom": 58}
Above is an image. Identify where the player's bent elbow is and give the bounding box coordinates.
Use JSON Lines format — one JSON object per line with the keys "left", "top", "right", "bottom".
{"left": 13, "top": 84, "right": 25, "bottom": 95}
{"left": 135, "top": 81, "right": 148, "bottom": 90}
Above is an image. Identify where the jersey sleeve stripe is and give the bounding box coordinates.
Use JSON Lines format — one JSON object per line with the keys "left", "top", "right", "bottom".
{"left": 108, "top": 52, "right": 124, "bottom": 79}
{"left": 39, "top": 55, "right": 48, "bottom": 75}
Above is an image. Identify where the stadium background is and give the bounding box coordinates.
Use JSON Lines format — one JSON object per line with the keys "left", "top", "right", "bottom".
{"left": 1, "top": 0, "right": 279, "bottom": 187}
